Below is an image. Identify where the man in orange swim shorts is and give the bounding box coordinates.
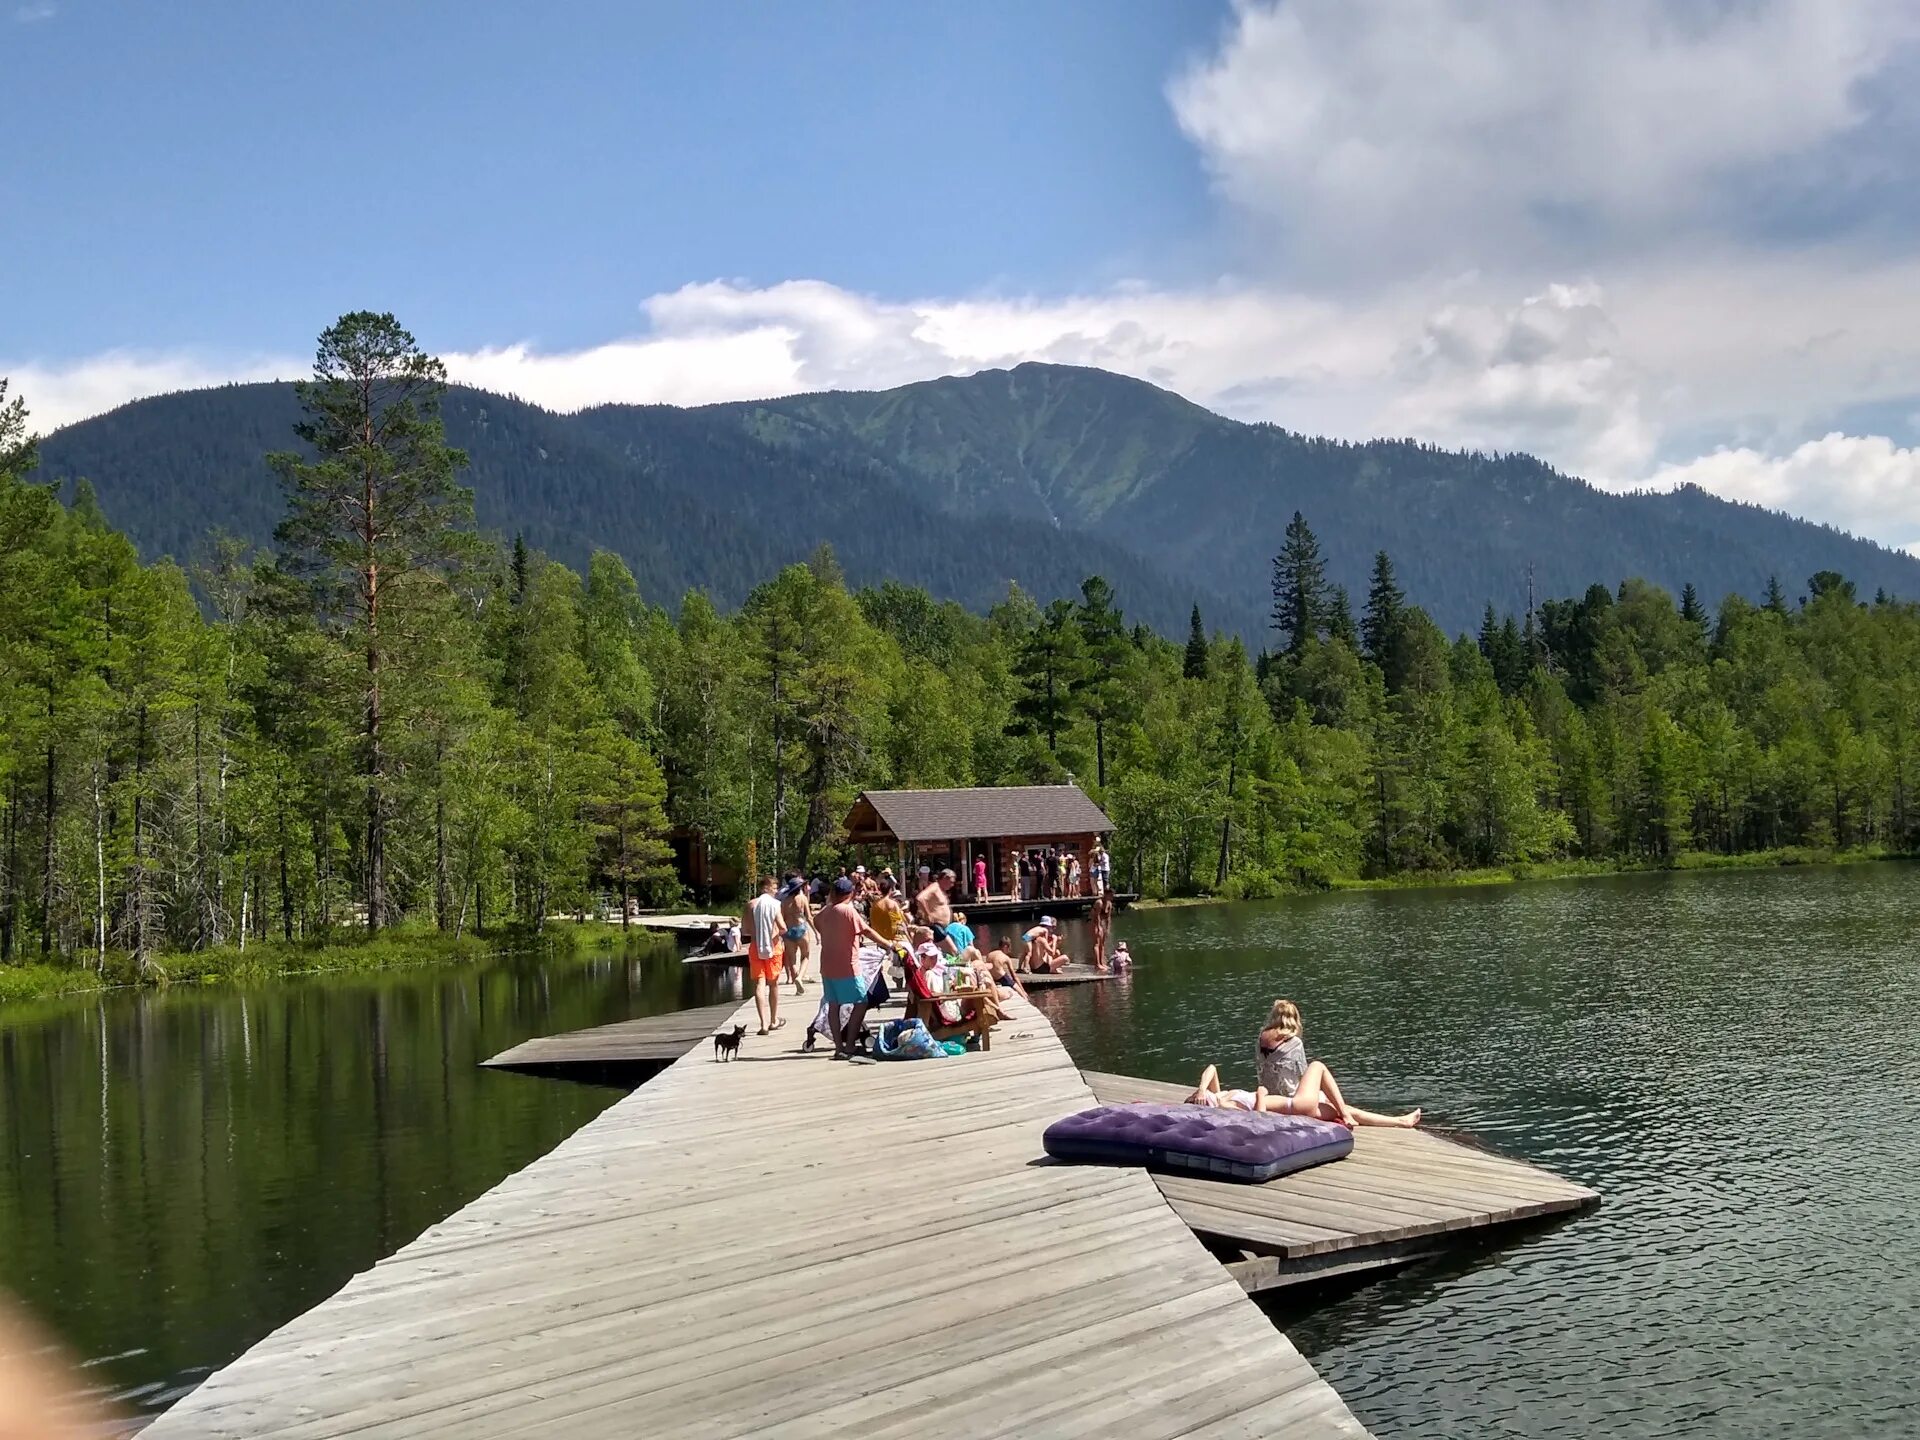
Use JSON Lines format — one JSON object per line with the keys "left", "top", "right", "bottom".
{"left": 744, "top": 874, "right": 786, "bottom": 1036}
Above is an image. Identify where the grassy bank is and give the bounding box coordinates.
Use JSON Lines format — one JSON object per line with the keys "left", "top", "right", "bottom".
{"left": 0, "top": 921, "right": 669, "bottom": 1006}
{"left": 1130, "top": 844, "right": 1911, "bottom": 909}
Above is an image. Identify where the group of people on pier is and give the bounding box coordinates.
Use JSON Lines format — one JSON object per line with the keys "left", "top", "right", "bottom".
{"left": 738, "top": 859, "right": 1413, "bottom": 1130}
{"left": 1014, "top": 841, "right": 1107, "bottom": 901}
{"left": 743, "top": 863, "right": 1105, "bottom": 1058}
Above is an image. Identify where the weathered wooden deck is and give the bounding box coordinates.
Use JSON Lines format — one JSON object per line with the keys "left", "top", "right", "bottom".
{"left": 1084, "top": 1072, "right": 1598, "bottom": 1293}
{"left": 146, "top": 997, "right": 1372, "bottom": 1439}
{"left": 480, "top": 1001, "right": 743, "bottom": 1083}
{"left": 1019, "top": 962, "right": 1123, "bottom": 988}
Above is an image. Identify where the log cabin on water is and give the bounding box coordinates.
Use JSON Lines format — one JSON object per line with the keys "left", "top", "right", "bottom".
{"left": 842, "top": 784, "right": 1134, "bottom": 922}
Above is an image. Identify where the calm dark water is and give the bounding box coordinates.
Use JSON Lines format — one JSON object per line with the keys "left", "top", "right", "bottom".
{"left": 0, "top": 939, "right": 729, "bottom": 1428}
{"left": 1038, "top": 865, "right": 1920, "bottom": 1438}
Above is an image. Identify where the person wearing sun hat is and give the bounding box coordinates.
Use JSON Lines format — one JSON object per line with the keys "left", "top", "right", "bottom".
{"left": 1020, "top": 914, "right": 1065, "bottom": 973}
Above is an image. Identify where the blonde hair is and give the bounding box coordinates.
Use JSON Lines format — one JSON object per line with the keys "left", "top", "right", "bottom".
{"left": 1264, "top": 999, "right": 1302, "bottom": 1043}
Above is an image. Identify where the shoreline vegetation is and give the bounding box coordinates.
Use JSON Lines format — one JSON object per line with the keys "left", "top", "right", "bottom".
{"left": 1141, "top": 843, "right": 1908, "bottom": 906}
{"left": 9, "top": 318, "right": 1920, "bottom": 1005}
{"left": 0, "top": 920, "right": 666, "bottom": 1007}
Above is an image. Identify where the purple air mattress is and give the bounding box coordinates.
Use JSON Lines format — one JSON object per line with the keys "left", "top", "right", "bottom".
{"left": 1042, "top": 1102, "right": 1352, "bottom": 1183}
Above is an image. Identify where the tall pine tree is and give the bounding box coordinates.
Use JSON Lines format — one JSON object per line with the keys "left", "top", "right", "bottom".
{"left": 1361, "top": 550, "right": 1405, "bottom": 667}
{"left": 268, "top": 313, "right": 473, "bottom": 931}
{"left": 1271, "top": 511, "right": 1329, "bottom": 658}
{"left": 1183, "top": 604, "right": 1209, "bottom": 680}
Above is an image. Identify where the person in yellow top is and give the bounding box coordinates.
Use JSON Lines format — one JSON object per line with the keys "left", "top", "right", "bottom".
{"left": 868, "top": 875, "right": 907, "bottom": 946}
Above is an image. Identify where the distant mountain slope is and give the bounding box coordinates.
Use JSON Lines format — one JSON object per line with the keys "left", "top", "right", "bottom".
{"left": 32, "top": 364, "right": 1920, "bottom": 637}
{"left": 729, "top": 363, "right": 1920, "bottom": 629}
{"left": 34, "top": 381, "right": 1248, "bottom": 635}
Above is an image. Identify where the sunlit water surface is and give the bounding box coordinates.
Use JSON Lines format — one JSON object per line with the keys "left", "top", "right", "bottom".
{"left": 1035, "top": 865, "right": 1920, "bottom": 1438}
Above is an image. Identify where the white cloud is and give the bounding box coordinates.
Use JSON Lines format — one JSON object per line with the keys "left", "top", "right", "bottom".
{"left": 9, "top": 350, "right": 299, "bottom": 433}
{"left": 1643, "top": 433, "right": 1920, "bottom": 551}
{"left": 1168, "top": 0, "right": 1916, "bottom": 274}
{"left": 16, "top": 1, "right": 1920, "bottom": 559}
{"left": 13, "top": 3, "right": 57, "bottom": 22}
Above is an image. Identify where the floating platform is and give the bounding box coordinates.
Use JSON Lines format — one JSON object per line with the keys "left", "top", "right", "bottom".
{"left": 680, "top": 946, "right": 747, "bottom": 966}
{"left": 1083, "top": 1071, "right": 1599, "bottom": 1293}
{"left": 148, "top": 998, "right": 1373, "bottom": 1439}
{"left": 1018, "top": 961, "right": 1125, "bottom": 988}
{"left": 628, "top": 911, "right": 733, "bottom": 935}
{"left": 480, "top": 1001, "right": 743, "bottom": 1084}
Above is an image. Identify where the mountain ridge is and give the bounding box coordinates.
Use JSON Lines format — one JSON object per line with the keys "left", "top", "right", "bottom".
{"left": 29, "top": 362, "right": 1920, "bottom": 637}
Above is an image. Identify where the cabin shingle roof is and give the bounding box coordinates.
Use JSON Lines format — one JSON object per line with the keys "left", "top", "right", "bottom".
{"left": 851, "top": 786, "right": 1113, "bottom": 844}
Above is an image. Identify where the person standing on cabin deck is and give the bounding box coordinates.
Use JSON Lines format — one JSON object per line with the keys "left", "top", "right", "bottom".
{"left": 973, "top": 854, "right": 989, "bottom": 900}
{"left": 1016, "top": 852, "right": 1032, "bottom": 901}
{"left": 1067, "top": 852, "right": 1082, "bottom": 898}
{"left": 744, "top": 875, "right": 785, "bottom": 1035}
{"left": 1090, "top": 885, "right": 1113, "bottom": 972}
{"left": 817, "top": 877, "right": 880, "bottom": 1058}
{"left": 779, "top": 875, "right": 812, "bottom": 997}
{"left": 1090, "top": 840, "right": 1110, "bottom": 896}
{"left": 917, "top": 868, "right": 957, "bottom": 951}
{"left": 1044, "top": 849, "right": 1061, "bottom": 900}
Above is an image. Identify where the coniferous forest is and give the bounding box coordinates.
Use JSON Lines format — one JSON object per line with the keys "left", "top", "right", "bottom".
{"left": 5, "top": 315, "right": 1920, "bottom": 986}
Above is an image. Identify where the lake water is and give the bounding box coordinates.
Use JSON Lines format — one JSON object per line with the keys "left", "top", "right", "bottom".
{"left": 1037, "top": 866, "right": 1920, "bottom": 1438}
{"left": 0, "top": 938, "right": 729, "bottom": 1428}
{"left": 2, "top": 870, "right": 1915, "bottom": 1435}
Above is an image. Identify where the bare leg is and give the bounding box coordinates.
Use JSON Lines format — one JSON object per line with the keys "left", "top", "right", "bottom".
{"left": 1286, "top": 1061, "right": 1419, "bottom": 1127}
{"left": 840, "top": 999, "right": 872, "bottom": 1054}
{"left": 753, "top": 974, "right": 773, "bottom": 1035}
{"left": 1186, "top": 1064, "right": 1223, "bottom": 1104}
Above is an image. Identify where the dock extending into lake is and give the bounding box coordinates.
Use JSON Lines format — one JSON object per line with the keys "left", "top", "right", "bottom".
{"left": 144, "top": 994, "right": 1595, "bottom": 1438}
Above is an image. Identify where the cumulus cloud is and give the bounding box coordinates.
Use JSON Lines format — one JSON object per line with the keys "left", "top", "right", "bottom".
{"left": 1169, "top": 0, "right": 1918, "bottom": 274}
{"left": 9, "top": 350, "right": 299, "bottom": 433}
{"left": 1643, "top": 433, "right": 1920, "bottom": 551}
{"left": 17, "top": 1, "right": 1920, "bottom": 558}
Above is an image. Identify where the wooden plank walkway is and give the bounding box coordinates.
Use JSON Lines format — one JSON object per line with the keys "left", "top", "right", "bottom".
{"left": 480, "top": 1002, "right": 744, "bottom": 1082}
{"left": 146, "top": 1000, "right": 1371, "bottom": 1439}
{"left": 1083, "top": 1072, "right": 1598, "bottom": 1294}
{"left": 681, "top": 947, "right": 748, "bottom": 966}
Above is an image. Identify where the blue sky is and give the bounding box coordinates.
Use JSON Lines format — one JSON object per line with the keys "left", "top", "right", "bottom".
{"left": 2, "top": 1, "right": 1221, "bottom": 357}
{"left": 9, "top": 1, "right": 1920, "bottom": 552}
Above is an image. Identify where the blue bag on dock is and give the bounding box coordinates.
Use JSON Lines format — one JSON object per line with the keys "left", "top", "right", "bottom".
{"left": 874, "top": 1018, "right": 946, "bottom": 1060}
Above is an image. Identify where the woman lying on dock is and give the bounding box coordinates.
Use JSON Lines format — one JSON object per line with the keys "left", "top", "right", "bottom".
{"left": 1254, "top": 999, "right": 1421, "bottom": 1128}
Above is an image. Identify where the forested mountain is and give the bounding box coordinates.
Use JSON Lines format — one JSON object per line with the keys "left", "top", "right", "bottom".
{"left": 36, "top": 364, "right": 1920, "bottom": 636}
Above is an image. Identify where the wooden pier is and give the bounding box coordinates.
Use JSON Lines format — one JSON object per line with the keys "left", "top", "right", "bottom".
{"left": 480, "top": 1001, "right": 744, "bottom": 1084}
{"left": 144, "top": 996, "right": 1597, "bottom": 1438}
{"left": 1083, "top": 1073, "right": 1598, "bottom": 1294}
{"left": 1019, "top": 962, "right": 1123, "bottom": 988}
{"left": 145, "top": 996, "right": 1375, "bottom": 1439}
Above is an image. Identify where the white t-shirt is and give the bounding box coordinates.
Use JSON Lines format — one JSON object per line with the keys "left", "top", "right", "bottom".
{"left": 749, "top": 892, "right": 782, "bottom": 956}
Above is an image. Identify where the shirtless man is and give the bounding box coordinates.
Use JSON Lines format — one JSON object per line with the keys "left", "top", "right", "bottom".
{"left": 1020, "top": 916, "right": 1066, "bottom": 973}
{"left": 815, "top": 877, "right": 882, "bottom": 1057}
{"left": 916, "top": 868, "right": 957, "bottom": 953}
{"left": 976, "top": 931, "right": 1029, "bottom": 999}
{"left": 779, "top": 875, "right": 812, "bottom": 996}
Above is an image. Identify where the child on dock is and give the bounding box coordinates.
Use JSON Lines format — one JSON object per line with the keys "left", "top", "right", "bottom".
{"left": 1256, "top": 1000, "right": 1421, "bottom": 1128}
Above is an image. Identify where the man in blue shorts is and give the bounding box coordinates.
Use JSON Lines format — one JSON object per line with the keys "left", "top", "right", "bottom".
{"left": 815, "top": 876, "right": 881, "bottom": 1058}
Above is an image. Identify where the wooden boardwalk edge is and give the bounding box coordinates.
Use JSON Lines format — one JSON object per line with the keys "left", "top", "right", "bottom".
{"left": 146, "top": 996, "right": 1374, "bottom": 1438}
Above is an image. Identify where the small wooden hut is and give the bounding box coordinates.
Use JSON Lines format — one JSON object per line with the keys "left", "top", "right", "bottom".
{"left": 843, "top": 785, "right": 1113, "bottom": 904}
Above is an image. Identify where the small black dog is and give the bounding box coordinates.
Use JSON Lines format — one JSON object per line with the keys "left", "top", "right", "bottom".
{"left": 712, "top": 1023, "right": 748, "bottom": 1061}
